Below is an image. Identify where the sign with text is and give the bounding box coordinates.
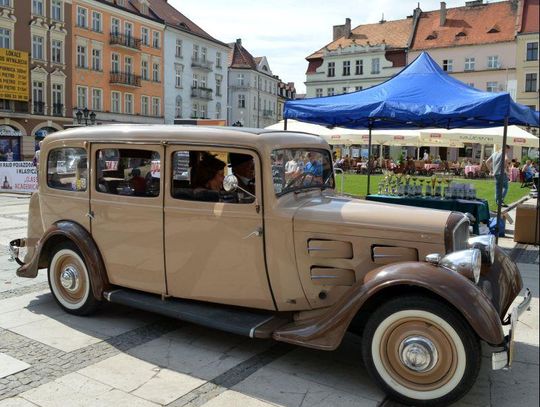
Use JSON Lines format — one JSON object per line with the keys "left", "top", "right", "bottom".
{"left": 0, "top": 161, "right": 38, "bottom": 193}
{"left": 0, "top": 48, "right": 29, "bottom": 101}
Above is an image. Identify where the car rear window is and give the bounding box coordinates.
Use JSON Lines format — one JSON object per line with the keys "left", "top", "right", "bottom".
{"left": 47, "top": 147, "right": 87, "bottom": 191}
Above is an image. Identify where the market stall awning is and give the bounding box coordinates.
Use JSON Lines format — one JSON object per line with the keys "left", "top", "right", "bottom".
{"left": 419, "top": 126, "right": 539, "bottom": 148}
{"left": 284, "top": 52, "right": 540, "bottom": 130}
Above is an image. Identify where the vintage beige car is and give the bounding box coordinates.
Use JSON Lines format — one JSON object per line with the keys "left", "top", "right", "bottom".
{"left": 10, "top": 125, "right": 530, "bottom": 406}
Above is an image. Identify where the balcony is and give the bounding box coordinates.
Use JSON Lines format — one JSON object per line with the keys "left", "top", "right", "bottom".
{"left": 191, "top": 87, "right": 213, "bottom": 101}
{"left": 109, "top": 33, "right": 141, "bottom": 51}
{"left": 110, "top": 71, "right": 141, "bottom": 87}
{"left": 191, "top": 57, "right": 213, "bottom": 71}
{"left": 33, "top": 101, "right": 45, "bottom": 115}
{"left": 52, "top": 103, "right": 64, "bottom": 116}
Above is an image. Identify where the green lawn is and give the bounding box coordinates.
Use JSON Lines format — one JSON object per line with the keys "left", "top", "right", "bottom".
{"left": 335, "top": 174, "right": 530, "bottom": 211}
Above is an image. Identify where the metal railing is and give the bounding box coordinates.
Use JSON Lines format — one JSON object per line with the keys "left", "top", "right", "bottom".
{"left": 110, "top": 33, "right": 141, "bottom": 50}
{"left": 33, "top": 101, "right": 45, "bottom": 115}
{"left": 191, "top": 57, "right": 213, "bottom": 70}
{"left": 52, "top": 103, "right": 63, "bottom": 116}
{"left": 190, "top": 87, "right": 213, "bottom": 100}
{"left": 110, "top": 71, "right": 141, "bottom": 87}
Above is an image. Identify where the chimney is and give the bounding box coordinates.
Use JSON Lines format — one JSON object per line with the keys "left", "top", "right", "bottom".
{"left": 440, "top": 2, "right": 447, "bottom": 26}
{"left": 236, "top": 38, "right": 242, "bottom": 46}
{"left": 332, "top": 18, "right": 351, "bottom": 41}
{"left": 379, "top": 13, "right": 386, "bottom": 24}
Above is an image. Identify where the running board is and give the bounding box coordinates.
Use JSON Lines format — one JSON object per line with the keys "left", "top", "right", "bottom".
{"left": 103, "top": 288, "right": 285, "bottom": 338}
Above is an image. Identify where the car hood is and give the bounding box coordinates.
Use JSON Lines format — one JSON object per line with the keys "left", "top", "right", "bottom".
{"left": 293, "top": 195, "right": 450, "bottom": 245}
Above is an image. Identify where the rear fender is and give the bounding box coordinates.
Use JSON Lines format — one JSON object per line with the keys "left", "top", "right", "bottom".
{"left": 16, "top": 220, "right": 110, "bottom": 301}
{"left": 272, "top": 262, "right": 504, "bottom": 350}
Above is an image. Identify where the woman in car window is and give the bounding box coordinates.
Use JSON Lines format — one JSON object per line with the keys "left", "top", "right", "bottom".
{"left": 192, "top": 153, "right": 226, "bottom": 202}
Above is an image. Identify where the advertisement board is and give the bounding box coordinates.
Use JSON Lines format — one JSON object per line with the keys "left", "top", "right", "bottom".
{"left": 0, "top": 161, "right": 38, "bottom": 193}
{"left": 0, "top": 48, "right": 29, "bottom": 101}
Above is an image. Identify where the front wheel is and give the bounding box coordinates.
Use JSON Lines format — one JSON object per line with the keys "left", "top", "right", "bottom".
{"left": 48, "top": 242, "right": 99, "bottom": 315}
{"left": 362, "top": 296, "right": 481, "bottom": 406}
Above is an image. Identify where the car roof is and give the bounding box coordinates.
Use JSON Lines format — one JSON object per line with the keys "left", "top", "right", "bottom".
{"left": 44, "top": 124, "right": 329, "bottom": 151}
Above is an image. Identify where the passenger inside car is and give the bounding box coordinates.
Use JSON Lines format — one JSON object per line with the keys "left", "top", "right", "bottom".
{"left": 192, "top": 153, "right": 226, "bottom": 202}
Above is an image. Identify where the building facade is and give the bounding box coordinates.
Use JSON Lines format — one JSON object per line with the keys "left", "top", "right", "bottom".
{"left": 515, "top": 0, "right": 539, "bottom": 111}
{"left": 304, "top": 17, "right": 413, "bottom": 98}
{"left": 71, "top": 0, "right": 164, "bottom": 125}
{"left": 1, "top": 0, "right": 72, "bottom": 160}
{"left": 277, "top": 79, "right": 296, "bottom": 122}
{"left": 148, "top": 0, "right": 229, "bottom": 123}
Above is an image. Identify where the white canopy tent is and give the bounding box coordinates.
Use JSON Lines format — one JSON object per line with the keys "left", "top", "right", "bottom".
{"left": 419, "top": 126, "right": 539, "bottom": 148}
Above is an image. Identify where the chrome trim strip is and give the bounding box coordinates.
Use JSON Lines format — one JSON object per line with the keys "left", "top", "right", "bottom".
{"left": 249, "top": 316, "right": 275, "bottom": 338}
{"left": 311, "top": 275, "right": 339, "bottom": 280}
{"left": 103, "top": 289, "right": 122, "bottom": 302}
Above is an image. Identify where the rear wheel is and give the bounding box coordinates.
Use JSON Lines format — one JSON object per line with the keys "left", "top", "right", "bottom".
{"left": 362, "top": 296, "right": 481, "bottom": 406}
{"left": 48, "top": 242, "right": 99, "bottom": 315}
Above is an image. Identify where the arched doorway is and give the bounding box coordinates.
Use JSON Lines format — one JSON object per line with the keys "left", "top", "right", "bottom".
{"left": 0, "top": 125, "right": 23, "bottom": 161}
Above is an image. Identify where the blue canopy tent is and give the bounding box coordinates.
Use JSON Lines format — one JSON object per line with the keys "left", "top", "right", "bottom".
{"left": 284, "top": 52, "right": 539, "bottom": 240}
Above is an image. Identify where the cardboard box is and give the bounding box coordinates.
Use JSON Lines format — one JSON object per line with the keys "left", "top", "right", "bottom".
{"left": 514, "top": 203, "right": 540, "bottom": 245}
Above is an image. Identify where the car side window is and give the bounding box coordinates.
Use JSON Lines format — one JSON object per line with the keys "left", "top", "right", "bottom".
{"left": 96, "top": 148, "right": 160, "bottom": 197}
{"left": 171, "top": 150, "right": 255, "bottom": 204}
{"left": 47, "top": 147, "right": 87, "bottom": 191}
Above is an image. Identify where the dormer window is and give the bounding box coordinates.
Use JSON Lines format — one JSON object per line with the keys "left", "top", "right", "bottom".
{"left": 141, "top": 4, "right": 148, "bottom": 14}
{"left": 487, "top": 25, "right": 500, "bottom": 33}
{"left": 456, "top": 31, "right": 467, "bottom": 37}
{"left": 426, "top": 32, "right": 438, "bottom": 40}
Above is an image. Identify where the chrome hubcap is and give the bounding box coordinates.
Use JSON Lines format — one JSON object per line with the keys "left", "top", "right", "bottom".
{"left": 60, "top": 266, "right": 80, "bottom": 292}
{"left": 399, "top": 336, "right": 438, "bottom": 372}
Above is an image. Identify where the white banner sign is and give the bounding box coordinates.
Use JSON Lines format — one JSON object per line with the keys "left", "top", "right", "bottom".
{"left": 0, "top": 161, "right": 38, "bottom": 193}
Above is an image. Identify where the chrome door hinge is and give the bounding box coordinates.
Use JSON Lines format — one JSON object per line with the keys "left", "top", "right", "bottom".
{"left": 86, "top": 210, "right": 95, "bottom": 220}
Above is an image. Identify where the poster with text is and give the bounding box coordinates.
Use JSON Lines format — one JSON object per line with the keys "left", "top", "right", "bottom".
{"left": 0, "top": 161, "right": 38, "bottom": 193}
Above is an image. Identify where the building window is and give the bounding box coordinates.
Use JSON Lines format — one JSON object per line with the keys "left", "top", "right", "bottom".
{"left": 238, "top": 94, "right": 245, "bottom": 108}
{"left": 111, "top": 18, "right": 120, "bottom": 35}
{"left": 152, "top": 97, "right": 160, "bottom": 116}
{"left": 216, "top": 52, "right": 222, "bottom": 68}
{"left": 342, "top": 87, "right": 348, "bottom": 94}
{"left": 152, "top": 63, "right": 159, "bottom": 82}
{"left": 343, "top": 61, "right": 350, "bottom": 76}
{"left": 51, "top": 40, "right": 62, "bottom": 64}
{"left": 76, "top": 45, "right": 87, "bottom": 68}
{"left": 92, "top": 49, "right": 101, "bottom": 71}
{"left": 141, "top": 96, "right": 149, "bottom": 116}
{"left": 487, "top": 55, "right": 499, "bottom": 69}
{"left": 525, "top": 73, "right": 537, "bottom": 92}
{"left": 141, "top": 27, "right": 149, "bottom": 46}
{"left": 77, "top": 86, "right": 87, "bottom": 109}
{"left": 216, "top": 102, "right": 221, "bottom": 118}
{"left": 327, "top": 62, "right": 335, "bottom": 77}
{"left": 0, "top": 28, "right": 10, "bottom": 49}
{"left": 175, "top": 65, "right": 182, "bottom": 88}
{"left": 175, "top": 95, "right": 182, "bottom": 118}
{"left": 92, "top": 88, "right": 102, "bottom": 111}
{"left": 175, "top": 39, "right": 182, "bottom": 57}
{"left": 32, "top": 0, "right": 44, "bottom": 16}
{"left": 371, "top": 58, "right": 380, "bottom": 74}
{"left": 193, "top": 44, "right": 199, "bottom": 60}
{"left": 124, "top": 93, "right": 133, "bottom": 114}
{"left": 443, "top": 59, "right": 453, "bottom": 72}
{"left": 111, "top": 53, "right": 120, "bottom": 73}
{"left": 355, "top": 59, "right": 363, "bottom": 75}
{"left": 315, "top": 88, "right": 323, "bottom": 97}
{"left": 192, "top": 73, "right": 199, "bottom": 88}
{"left": 141, "top": 60, "right": 148, "bottom": 80}
{"left": 125, "top": 56, "right": 133, "bottom": 74}
{"left": 467, "top": 82, "right": 475, "bottom": 88}
{"left": 92, "top": 11, "right": 102, "bottom": 32}
{"left": 152, "top": 31, "right": 160, "bottom": 48}
{"left": 486, "top": 81, "right": 498, "bottom": 92}
{"left": 200, "top": 104, "right": 207, "bottom": 119}
{"left": 215, "top": 77, "right": 222, "bottom": 96}
{"left": 192, "top": 103, "right": 198, "bottom": 118}
{"left": 52, "top": 83, "right": 63, "bottom": 115}
{"left": 111, "top": 91, "right": 121, "bottom": 113}
{"left": 124, "top": 22, "right": 133, "bottom": 38}
{"left": 76, "top": 7, "right": 87, "bottom": 28}
{"left": 51, "top": 0, "right": 62, "bottom": 21}
{"left": 464, "top": 57, "right": 475, "bottom": 71}
{"left": 237, "top": 73, "right": 244, "bottom": 86}
{"left": 0, "top": 0, "right": 11, "bottom": 7}
{"left": 526, "top": 42, "right": 538, "bottom": 61}
{"left": 33, "top": 81, "right": 44, "bottom": 105}
{"left": 201, "top": 47, "right": 207, "bottom": 62}
{"left": 32, "top": 35, "right": 44, "bottom": 60}
{"left": 355, "top": 86, "right": 363, "bottom": 91}
{"left": 327, "top": 88, "right": 334, "bottom": 96}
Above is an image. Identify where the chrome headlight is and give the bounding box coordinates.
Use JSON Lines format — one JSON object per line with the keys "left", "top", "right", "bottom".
{"left": 426, "top": 249, "right": 482, "bottom": 284}
{"left": 468, "top": 235, "right": 495, "bottom": 265}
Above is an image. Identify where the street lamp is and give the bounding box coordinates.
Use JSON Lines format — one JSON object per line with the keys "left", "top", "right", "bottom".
{"left": 75, "top": 108, "right": 97, "bottom": 126}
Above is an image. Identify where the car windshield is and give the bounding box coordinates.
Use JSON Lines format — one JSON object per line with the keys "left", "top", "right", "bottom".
{"left": 271, "top": 148, "right": 334, "bottom": 196}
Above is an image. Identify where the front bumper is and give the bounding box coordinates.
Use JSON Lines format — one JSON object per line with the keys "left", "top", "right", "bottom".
{"left": 492, "top": 288, "right": 532, "bottom": 370}
{"left": 9, "top": 238, "right": 26, "bottom": 266}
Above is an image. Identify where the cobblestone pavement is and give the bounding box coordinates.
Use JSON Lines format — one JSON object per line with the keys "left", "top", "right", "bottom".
{"left": 0, "top": 193, "right": 538, "bottom": 407}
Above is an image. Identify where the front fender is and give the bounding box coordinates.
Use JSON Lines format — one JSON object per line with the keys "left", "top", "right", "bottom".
{"left": 273, "top": 262, "right": 504, "bottom": 350}
{"left": 16, "top": 220, "right": 110, "bottom": 301}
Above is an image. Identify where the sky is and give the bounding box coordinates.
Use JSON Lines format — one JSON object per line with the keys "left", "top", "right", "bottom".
{"left": 169, "top": 0, "right": 478, "bottom": 94}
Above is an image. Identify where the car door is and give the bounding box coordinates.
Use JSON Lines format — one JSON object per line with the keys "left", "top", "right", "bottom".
{"left": 163, "top": 146, "right": 275, "bottom": 310}
{"left": 89, "top": 143, "right": 166, "bottom": 294}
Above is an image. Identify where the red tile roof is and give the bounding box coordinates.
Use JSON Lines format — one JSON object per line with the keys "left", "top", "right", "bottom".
{"left": 94, "top": 0, "right": 162, "bottom": 22}
{"left": 147, "top": 0, "right": 228, "bottom": 46}
{"left": 520, "top": 0, "right": 539, "bottom": 33}
{"left": 307, "top": 18, "right": 413, "bottom": 60}
{"left": 411, "top": 1, "right": 518, "bottom": 50}
{"left": 228, "top": 40, "right": 258, "bottom": 69}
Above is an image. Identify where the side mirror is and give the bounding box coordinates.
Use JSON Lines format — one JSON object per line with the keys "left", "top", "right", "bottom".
{"left": 223, "top": 174, "right": 238, "bottom": 192}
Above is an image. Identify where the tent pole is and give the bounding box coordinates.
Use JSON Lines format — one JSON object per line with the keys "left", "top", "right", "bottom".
{"left": 284, "top": 118, "right": 288, "bottom": 130}
{"left": 495, "top": 117, "right": 509, "bottom": 244}
{"left": 367, "top": 120, "right": 373, "bottom": 196}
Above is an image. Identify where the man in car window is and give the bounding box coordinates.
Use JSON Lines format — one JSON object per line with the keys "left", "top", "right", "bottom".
{"left": 230, "top": 153, "right": 255, "bottom": 203}
{"left": 304, "top": 152, "right": 323, "bottom": 178}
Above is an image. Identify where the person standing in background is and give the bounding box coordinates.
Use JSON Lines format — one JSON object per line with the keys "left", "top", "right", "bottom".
{"left": 486, "top": 144, "right": 511, "bottom": 207}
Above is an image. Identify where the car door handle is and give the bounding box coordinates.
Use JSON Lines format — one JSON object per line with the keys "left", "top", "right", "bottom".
{"left": 86, "top": 211, "right": 95, "bottom": 220}
{"left": 243, "top": 227, "right": 263, "bottom": 239}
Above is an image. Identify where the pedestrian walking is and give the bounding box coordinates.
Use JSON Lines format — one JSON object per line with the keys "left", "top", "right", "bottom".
{"left": 486, "top": 144, "right": 511, "bottom": 207}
